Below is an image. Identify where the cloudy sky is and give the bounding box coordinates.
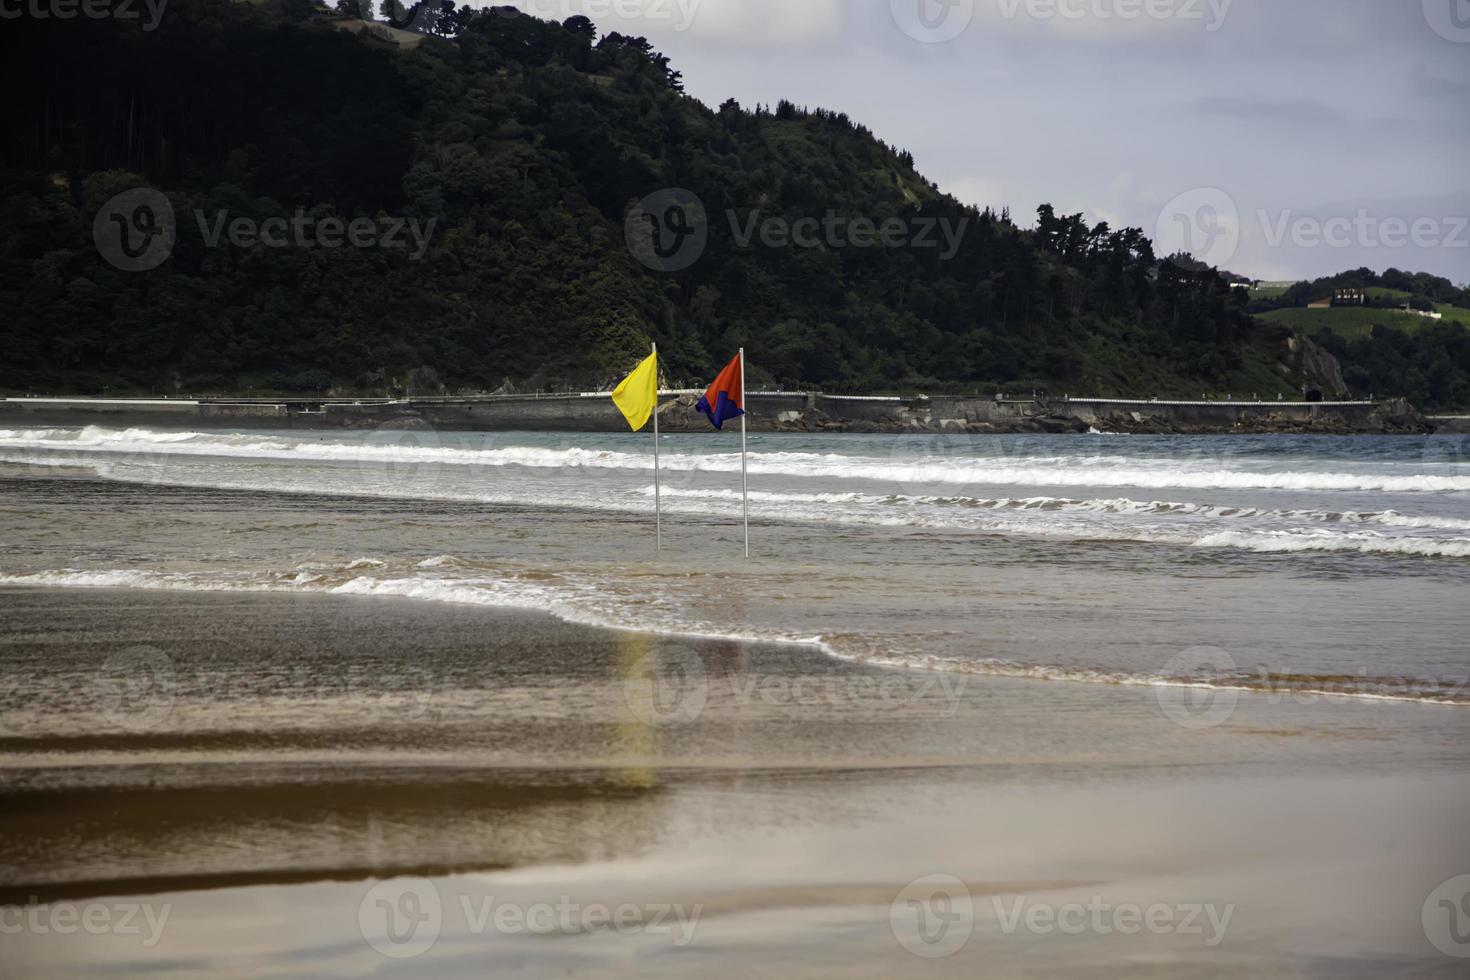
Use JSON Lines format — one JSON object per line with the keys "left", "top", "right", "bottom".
{"left": 502, "top": 0, "right": 1469, "bottom": 284}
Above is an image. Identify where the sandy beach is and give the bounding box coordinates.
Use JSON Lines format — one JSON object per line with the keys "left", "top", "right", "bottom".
{"left": 2, "top": 587, "right": 1469, "bottom": 977}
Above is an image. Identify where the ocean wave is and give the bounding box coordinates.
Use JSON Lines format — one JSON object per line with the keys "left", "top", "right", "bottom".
{"left": 7, "top": 450, "right": 1470, "bottom": 559}
{"left": 826, "top": 649, "right": 1470, "bottom": 706}
{"left": 3, "top": 426, "right": 1468, "bottom": 493}
{"left": 647, "top": 487, "right": 1470, "bottom": 532}
{"left": 813, "top": 464, "right": 1470, "bottom": 494}
{"left": 1191, "top": 531, "right": 1470, "bottom": 559}
{"left": 2, "top": 565, "right": 1463, "bottom": 706}
{"left": 0, "top": 566, "right": 829, "bottom": 672}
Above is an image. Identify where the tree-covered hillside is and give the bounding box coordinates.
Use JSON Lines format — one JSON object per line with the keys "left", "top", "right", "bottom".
{"left": 2, "top": 0, "right": 1461, "bottom": 405}
{"left": 1249, "top": 269, "right": 1470, "bottom": 409}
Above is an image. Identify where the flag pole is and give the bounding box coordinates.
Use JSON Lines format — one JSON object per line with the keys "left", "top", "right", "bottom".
{"left": 652, "top": 342, "right": 662, "bottom": 551}
{"left": 739, "top": 347, "right": 749, "bottom": 559}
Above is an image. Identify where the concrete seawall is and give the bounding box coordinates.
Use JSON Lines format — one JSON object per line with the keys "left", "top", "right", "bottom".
{"left": 0, "top": 393, "right": 1433, "bottom": 435}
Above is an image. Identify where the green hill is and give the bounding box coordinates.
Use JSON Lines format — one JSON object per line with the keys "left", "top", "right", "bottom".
{"left": 1435, "top": 304, "right": 1470, "bottom": 328}
{"left": 1, "top": 0, "right": 1465, "bottom": 409}
{"left": 1247, "top": 283, "right": 1294, "bottom": 300}
{"left": 1258, "top": 306, "right": 1438, "bottom": 341}
{"left": 0, "top": 0, "right": 1277, "bottom": 400}
{"left": 1365, "top": 286, "right": 1412, "bottom": 302}
{"left": 1243, "top": 270, "right": 1470, "bottom": 407}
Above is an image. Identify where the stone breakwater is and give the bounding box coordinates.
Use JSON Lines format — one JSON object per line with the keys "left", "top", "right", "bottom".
{"left": 0, "top": 393, "right": 1434, "bottom": 435}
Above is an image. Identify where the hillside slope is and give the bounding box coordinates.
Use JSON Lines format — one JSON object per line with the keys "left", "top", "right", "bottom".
{"left": 2, "top": 0, "right": 1448, "bottom": 403}
{"left": 1250, "top": 271, "right": 1470, "bottom": 408}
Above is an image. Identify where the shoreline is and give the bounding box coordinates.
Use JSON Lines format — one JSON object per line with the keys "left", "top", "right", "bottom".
{"left": 2, "top": 563, "right": 1467, "bottom": 707}
{"left": 0, "top": 394, "right": 1438, "bottom": 435}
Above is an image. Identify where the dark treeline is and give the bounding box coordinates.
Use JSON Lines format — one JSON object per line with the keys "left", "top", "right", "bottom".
{"left": 1314, "top": 324, "right": 1470, "bottom": 411}
{"left": 1, "top": 0, "right": 1455, "bottom": 402}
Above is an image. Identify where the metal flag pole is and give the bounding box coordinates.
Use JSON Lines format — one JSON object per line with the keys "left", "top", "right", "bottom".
{"left": 652, "top": 342, "right": 662, "bottom": 551}
{"left": 739, "top": 347, "right": 749, "bottom": 559}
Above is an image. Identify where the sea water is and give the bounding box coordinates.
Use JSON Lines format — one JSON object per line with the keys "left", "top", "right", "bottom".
{"left": 0, "top": 426, "right": 1466, "bottom": 707}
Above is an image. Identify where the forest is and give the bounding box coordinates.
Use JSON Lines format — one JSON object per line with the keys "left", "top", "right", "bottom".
{"left": 2, "top": 0, "right": 1466, "bottom": 407}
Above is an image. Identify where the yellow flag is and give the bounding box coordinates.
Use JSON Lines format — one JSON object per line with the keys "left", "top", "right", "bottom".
{"left": 611, "top": 351, "right": 659, "bottom": 431}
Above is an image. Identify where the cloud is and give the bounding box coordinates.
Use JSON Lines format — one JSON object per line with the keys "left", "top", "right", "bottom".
{"left": 965, "top": 0, "right": 1239, "bottom": 40}
{"left": 940, "top": 176, "right": 1010, "bottom": 212}
{"left": 1181, "top": 95, "right": 1408, "bottom": 130}
{"left": 685, "top": 0, "right": 845, "bottom": 45}
{"left": 493, "top": 0, "right": 1469, "bottom": 282}
{"left": 1184, "top": 95, "right": 1348, "bottom": 126}
{"left": 1408, "top": 62, "right": 1470, "bottom": 99}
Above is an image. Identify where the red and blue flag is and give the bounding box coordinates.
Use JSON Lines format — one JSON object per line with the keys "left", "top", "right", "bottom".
{"left": 697, "top": 354, "right": 745, "bottom": 430}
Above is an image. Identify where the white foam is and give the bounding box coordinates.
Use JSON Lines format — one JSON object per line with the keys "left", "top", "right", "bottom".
{"left": 0, "top": 569, "right": 263, "bottom": 592}
{"left": 1192, "top": 531, "right": 1470, "bottom": 559}
{"left": 5, "top": 565, "right": 1460, "bottom": 706}
{"left": 4, "top": 426, "right": 1468, "bottom": 493}
{"left": 654, "top": 490, "right": 1470, "bottom": 533}
{"left": 837, "top": 650, "right": 1469, "bottom": 706}
{"left": 0, "top": 566, "right": 824, "bottom": 657}
{"left": 8, "top": 446, "right": 1470, "bottom": 559}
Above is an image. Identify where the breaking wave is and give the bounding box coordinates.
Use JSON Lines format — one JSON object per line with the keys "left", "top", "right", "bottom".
{"left": 1, "top": 564, "right": 1464, "bottom": 706}
{"left": 3, "top": 426, "right": 1469, "bottom": 493}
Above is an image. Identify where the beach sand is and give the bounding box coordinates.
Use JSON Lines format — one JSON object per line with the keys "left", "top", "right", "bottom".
{"left": 2, "top": 588, "right": 1468, "bottom": 977}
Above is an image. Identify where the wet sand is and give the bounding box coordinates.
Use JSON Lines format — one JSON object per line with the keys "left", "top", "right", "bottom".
{"left": 2, "top": 588, "right": 1469, "bottom": 976}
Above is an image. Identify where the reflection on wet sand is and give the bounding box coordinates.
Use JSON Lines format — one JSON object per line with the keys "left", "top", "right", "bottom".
{"left": 3, "top": 586, "right": 1470, "bottom": 977}
{"left": 0, "top": 594, "right": 842, "bottom": 905}
{"left": 612, "top": 632, "right": 657, "bottom": 790}
{"left": 0, "top": 773, "right": 667, "bottom": 904}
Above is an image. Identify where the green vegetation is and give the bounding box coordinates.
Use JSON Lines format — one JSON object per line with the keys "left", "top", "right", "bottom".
{"left": 1, "top": 0, "right": 1466, "bottom": 409}
{"left": 1261, "top": 269, "right": 1470, "bottom": 312}
{"left": 1247, "top": 284, "right": 1293, "bottom": 300}
{"left": 1365, "top": 286, "right": 1412, "bottom": 302}
{"left": 1435, "top": 305, "right": 1470, "bottom": 328}
{"left": 1312, "top": 324, "right": 1470, "bottom": 410}
{"left": 1245, "top": 273, "right": 1470, "bottom": 407}
{"left": 1244, "top": 270, "right": 1470, "bottom": 407}
{"left": 1258, "top": 307, "right": 1436, "bottom": 341}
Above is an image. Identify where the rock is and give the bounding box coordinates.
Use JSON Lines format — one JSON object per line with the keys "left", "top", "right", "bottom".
{"left": 1036, "top": 415, "right": 1088, "bottom": 434}
{"left": 1298, "top": 336, "right": 1349, "bottom": 399}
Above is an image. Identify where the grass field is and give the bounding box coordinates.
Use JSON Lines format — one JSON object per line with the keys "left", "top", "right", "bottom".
{"left": 1434, "top": 304, "right": 1470, "bottom": 327}
{"left": 1257, "top": 306, "right": 1435, "bottom": 340}
{"left": 1247, "top": 283, "right": 1294, "bottom": 300}
{"left": 1364, "top": 287, "right": 1413, "bottom": 301}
